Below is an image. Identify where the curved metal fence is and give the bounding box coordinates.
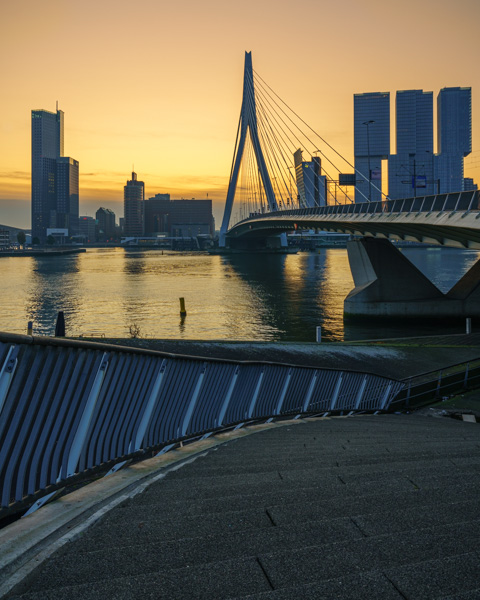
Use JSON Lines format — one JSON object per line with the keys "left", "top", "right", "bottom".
{"left": 0, "top": 334, "right": 404, "bottom": 511}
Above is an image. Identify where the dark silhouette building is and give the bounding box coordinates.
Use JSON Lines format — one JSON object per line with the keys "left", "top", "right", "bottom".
{"left": 144, "top": 194, "right": 171, "bottom": 236}
{"left": 144, "top": 196, "right": 214, "bottom": 237}
{"left": 96, "top": 207, "right": 116, "bottom": 241}
{"left": 124, "top": 172, "right": 144, "bottom": 236}
{"left": 31, "top": 108, "right": 79, "bottom": 242}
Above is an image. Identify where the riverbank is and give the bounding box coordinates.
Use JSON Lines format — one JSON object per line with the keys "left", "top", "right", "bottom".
{"left": 0, "top": 248, "right": 86, "bottom": 258}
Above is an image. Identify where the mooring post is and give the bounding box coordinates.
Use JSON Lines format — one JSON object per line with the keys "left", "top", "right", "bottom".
{"left": 27, "top": 321, "right": 33, "bottom": 336}
{"left": 316, "top": 326, "right": 321, "bottom": 343}
{"left": 179, "top": 297, "right": 187, "bottom": 316}
{"left": 55, "top": 311, "right": 65, "bottom": 337}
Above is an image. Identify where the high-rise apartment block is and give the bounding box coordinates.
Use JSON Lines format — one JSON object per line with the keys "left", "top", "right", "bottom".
{"left": 436, "top": 87, "right": 472, "bottom": 193}
{"left": 388, "top": 90, "right": 435, "bottom": 198}
{"left": 31, "top": 108, "right": 79, "bottom": 241}
{"left": 354, "top": 87, "right": 473, "bottom": 200}
{"left": 353, "top": 92, "right": 390, "bottom": 202}
{"left": 124, "top": 172, "right": 145, "bottom": 236}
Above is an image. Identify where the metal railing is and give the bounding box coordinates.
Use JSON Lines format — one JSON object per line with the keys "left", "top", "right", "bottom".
{"left": 391, "top": 357, "right": 480, "bottom": 410}
{"left": 235, "top": 190, "right": 479, "bottom": 226}
{"left": 0, "top": 333, "right": 403, "bottom": 513}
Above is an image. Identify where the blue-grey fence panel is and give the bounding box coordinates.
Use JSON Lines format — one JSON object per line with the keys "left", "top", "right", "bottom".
{"left": 56, "top": 350, "right": 104, "bottom": 482}
{"left": 224, "top": 365, "right": 262, "bottom": 423}
{"left": 445, "top": 192, "right": 460, "bottom": 211}
{"left": 308, "top": 370, "right": 342, "bottom": 412}
{"left": 0, "top": 345, "right": 56, "bottom": 506}
{"left": 253, "top": 365, "right": 289, "bottom": 418}
{"left": 433, "top": 194, "right": 447, "bottom": 211}
{"left": 336, "top": 372, "right": 364, "bottom": 410}
{"left": 36, "top": 348, "right": 82, "bottom": 490}
{"left": 146, "top": 359, "right": 203, "bottom": 446}
{"left": 187, "top": 363, "right": 237, "bottom": 435}
{"left": 80, "top": 353, "right": 159, "bottom": 471}
{"left": 103, "top": 354, "right": 156, "bottom": 463}
{"left": 281, "top": 368, "right": 315, "bottom": 414}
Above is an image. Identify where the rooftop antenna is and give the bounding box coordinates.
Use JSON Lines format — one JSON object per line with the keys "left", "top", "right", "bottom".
{"left": 56, "top": 100, "right": 58, "bottom": 111}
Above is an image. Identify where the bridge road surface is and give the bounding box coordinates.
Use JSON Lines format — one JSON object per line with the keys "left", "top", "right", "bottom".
{"left": 6, "top": 414, "right": 480, "bottom": 600}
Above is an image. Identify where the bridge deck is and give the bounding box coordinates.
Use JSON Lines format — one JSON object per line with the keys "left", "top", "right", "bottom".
{"left": 6, "top": 414, "right": 480, "bottom": 599}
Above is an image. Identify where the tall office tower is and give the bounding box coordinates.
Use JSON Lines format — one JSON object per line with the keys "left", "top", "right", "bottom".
{"left": 388, "top": 90, "right": 435, "bottom": 199}
{"left": 31, "top": 107, "right": 79, "bottom": 242}
{"left": 124, "top": 171, "right": 145, "bottom": 236}
{"left": 96, "top": 207, "right": 116, "bottom": 241}
{"left": 31, "top": 109, "right": 63, "bottom": 241}
{"left": 436, "top": 87, "right": 472, "bottom": 192}
{"left": 354, "top": 92, "right": 390, "bottom": 202}
{"left": 294, "top": 150, "right": 327, "bottom": 207}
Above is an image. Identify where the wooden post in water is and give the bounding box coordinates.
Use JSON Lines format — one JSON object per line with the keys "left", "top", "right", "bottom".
{"left": 55, "top": 311, "right": 65, "bottom": 337}
{"left": 179, "top": 298, "right": 187, "bottom": 316}
{"left": 27, "top": 321, "right": 33, "bottom": 335}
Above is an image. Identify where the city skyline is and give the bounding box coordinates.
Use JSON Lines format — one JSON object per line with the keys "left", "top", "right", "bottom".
{"left": 1, "top": 0, "right": 479, "bottom": 228}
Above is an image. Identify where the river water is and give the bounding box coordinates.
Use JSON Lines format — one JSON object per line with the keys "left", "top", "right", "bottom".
{"left": 0, "top": 247, "right": 477, "bottom": 342}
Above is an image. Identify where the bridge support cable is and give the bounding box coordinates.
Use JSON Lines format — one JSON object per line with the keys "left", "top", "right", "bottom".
{"left": 253, "top": 78, "right": 357, "bottom": 205}
{"left": 253, "top": 69, "right": 386, "bottom": 202}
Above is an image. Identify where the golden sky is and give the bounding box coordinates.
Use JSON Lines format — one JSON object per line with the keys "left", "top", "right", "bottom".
{"left": 1, "top": 0, "right": 479, "bottom": 228}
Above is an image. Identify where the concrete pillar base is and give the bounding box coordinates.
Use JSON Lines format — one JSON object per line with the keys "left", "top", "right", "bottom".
{"left": 344, "top": 238, "right": 480, "bottom": 319}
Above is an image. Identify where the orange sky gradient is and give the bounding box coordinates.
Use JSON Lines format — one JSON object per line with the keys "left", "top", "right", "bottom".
{"left": 1, "top": 0, "right": 479, "bottom": 228}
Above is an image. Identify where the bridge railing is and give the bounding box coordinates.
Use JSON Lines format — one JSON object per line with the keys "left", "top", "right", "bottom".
{"left": 238, "top": 191, "right": 479, "bottom": 226}
{"left": 0, "top": 333, "right": 404, "bottom": 514}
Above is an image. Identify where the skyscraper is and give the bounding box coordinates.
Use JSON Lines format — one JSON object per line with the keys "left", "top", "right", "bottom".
{"left": 436, "top": 87, "right": 472, "bottom": 193}
{"left": 388, "top": 90, "right": 435, "bottom": 199}
{"left": 354, "top": 92, "right": 390, "bottom": 202}
{"left": 31, "top": 107, "right": 79, "bottom": 242}
{"left": 124, "top": 172, "right": 145, "bottom": 236}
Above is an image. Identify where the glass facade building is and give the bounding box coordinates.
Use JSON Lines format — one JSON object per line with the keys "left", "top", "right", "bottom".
{"left": 31, "top": 108, "right": 79, "bottom": 242}
{"left": 354, "top": 92, "right": 390, "bottom": 202}
{"left": 388, "top": 90, "right": 435, "bottom": 199}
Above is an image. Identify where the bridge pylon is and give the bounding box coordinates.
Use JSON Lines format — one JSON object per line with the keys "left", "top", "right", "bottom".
{"left": 219, "top": 52, "right": 280, "bottom": 248}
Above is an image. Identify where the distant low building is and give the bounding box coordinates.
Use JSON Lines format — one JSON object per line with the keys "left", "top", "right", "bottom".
{"left": 144, "top": 196, "right": 214, "bottom": 237}
{"left": 78, "top": 216, "right": 96, "bottom": 243}
{"left": 0, "top": 230, "right": 10, "bottom": 248}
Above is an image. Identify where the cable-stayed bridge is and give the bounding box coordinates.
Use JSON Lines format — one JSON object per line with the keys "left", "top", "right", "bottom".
{"left": 219, "top": 52, "right": 480, "bottom": 319}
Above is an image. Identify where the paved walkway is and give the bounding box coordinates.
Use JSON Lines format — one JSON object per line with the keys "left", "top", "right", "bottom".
{"left": 5, "top": 414, "right": 480, "bottom": 599}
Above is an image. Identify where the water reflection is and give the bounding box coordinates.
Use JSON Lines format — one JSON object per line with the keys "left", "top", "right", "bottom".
{"left": 27, "top": 254, "right": 82, "bottom": 335}
{"left": 1, "top": 247, "right": 479, "bottom": 342}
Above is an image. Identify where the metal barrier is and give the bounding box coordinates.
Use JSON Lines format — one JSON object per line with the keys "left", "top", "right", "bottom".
{"left": 0, "top": 333, "right": 403, "bottom": 512}
{"left": 239, "top": 190, "right": 479, "bottom": 225}
{"left": 391, "top": 358, "right": 480, "bottom": 409}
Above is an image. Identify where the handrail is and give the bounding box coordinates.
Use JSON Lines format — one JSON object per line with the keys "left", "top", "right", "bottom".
{"left": 0, "top": 334, "right": 403, "bottom": 513}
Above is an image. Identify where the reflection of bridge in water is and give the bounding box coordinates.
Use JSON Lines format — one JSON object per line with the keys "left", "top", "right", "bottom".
{"left": 219, "top": 52, "right": 480, "bottom": 320}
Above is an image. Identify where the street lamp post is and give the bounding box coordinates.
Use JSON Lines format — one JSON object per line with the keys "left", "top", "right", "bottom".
{"left": 363, "top": 120, "right": 375, "bottom": 201}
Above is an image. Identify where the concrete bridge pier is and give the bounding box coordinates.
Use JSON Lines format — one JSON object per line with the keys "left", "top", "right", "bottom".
{"left": 344, "top": 237, "right": 480, "bottom": 320}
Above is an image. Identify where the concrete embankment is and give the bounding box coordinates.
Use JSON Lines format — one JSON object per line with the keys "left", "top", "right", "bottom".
{"left": 84, "top": 333, "right": 480, "bottom": 381}
{"left": 0, "top": 248, "right": 86, "bottom": 258}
